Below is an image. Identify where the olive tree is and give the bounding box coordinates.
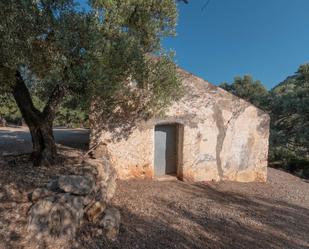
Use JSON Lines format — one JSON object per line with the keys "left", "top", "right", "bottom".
{"left": 0, "top": 0, "right": 181, "bottom": 165}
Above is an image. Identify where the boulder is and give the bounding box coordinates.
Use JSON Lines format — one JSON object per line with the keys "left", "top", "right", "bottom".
{"left": 58, "top": 175, "right": 94, "bottom": 195}
{"left": 28, "top": 193, "right": 84, "bottom": 239}
{"left": 84, "top": 156, "right": 117, "bottom": 202}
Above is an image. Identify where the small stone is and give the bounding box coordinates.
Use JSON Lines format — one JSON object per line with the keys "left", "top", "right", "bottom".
{"left": 58, "top": 175, "right": 94, "bottom": 195}
{"left": 82, "top": 195, "right": 94, "bottom": 206}
{"left": 101, "top": 208, "right": 121, "bottom": 241}
{"left": 96, "top": 228, "right": 103, "bottom": 235}
{"left": 135, "top": 227, "right": 145, "bottom": 234}
{"left": 4, "top": 183, "right": 22, "bottom": 202}
{"left": 85, "top": 201, "right": 106, "bottom": 222}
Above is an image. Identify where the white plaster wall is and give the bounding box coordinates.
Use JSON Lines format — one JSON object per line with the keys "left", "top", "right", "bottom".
{"left": 91, "top": 69, "right": 270, "bottom": 182}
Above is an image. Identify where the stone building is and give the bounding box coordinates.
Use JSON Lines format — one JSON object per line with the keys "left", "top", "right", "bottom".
{"left": 90, "top": 69, "right": 270, "bottom": 182}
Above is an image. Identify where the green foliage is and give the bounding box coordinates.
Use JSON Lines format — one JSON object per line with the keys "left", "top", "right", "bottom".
{"left": 220, "top": 75, "right": 270, "bottom": 110}
{"left": 54, "top": 107, "right": 88, "bottom": 128}
{"left": 147, "top": 54, "right": 183, "bottom": 113}
{"left": 82, "top": 0, "right": 181, "bottom": 112}
{"left": 54, "top": 95, "right": 88, "bottom": 128}
{"left": 0, "top": 93, "right": 88, "bottom": 127}
{"left": 270, "top": 63, "right": 309, "bottom": 160}
{"left": 0, "top": 0, "right": 181, "bottom": 129}
{"left": 0, "top": 94, "right": 21, "bottom": 123}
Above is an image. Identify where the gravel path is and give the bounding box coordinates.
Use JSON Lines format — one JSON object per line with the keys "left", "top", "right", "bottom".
{"left": 84, "top": 168, "right": 309, "bottom": 249}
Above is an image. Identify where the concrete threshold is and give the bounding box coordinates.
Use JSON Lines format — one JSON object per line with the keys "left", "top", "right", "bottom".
{"left": 155, "top": 174, "right": 178, "bottom": 181}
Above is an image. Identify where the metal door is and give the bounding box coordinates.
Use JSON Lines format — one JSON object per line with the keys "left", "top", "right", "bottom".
{"left": 154, "top": 124, "right": 177, "bottom": 176}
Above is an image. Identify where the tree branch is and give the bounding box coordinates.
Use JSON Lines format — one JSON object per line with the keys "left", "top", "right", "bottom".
{"left": 42, "top": 84, "right": 66, "bottom": 123}
{"left": 11, "top": 70, "right": 42, "bottom": 126}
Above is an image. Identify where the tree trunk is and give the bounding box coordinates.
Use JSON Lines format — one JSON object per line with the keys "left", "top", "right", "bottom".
{"left": 11, "top": 70, "right": 64, "bottom": 166}
{"left": 28, "top": 122, "right": 57, "bottom": 166}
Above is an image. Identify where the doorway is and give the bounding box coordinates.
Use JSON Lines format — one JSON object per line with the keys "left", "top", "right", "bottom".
{"left": 154, "top": 124, "right": 178, "bottom": 176}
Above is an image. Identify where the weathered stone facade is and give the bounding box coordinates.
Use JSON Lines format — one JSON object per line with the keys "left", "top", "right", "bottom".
{"left": 90, "top": 69, "right": 270, "bottom": 182}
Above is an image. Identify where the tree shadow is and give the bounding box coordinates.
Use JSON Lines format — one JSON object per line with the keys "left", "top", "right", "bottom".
{"left": 74, "top": 180, "right": 309, "bottom": 249}
{"left": 0, "top": 149, "right": 94, "bottom": 249}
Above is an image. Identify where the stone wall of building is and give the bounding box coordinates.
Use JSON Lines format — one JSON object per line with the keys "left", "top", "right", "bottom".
{"left": 90, "top": 69, "right": 270, "bottom": 182}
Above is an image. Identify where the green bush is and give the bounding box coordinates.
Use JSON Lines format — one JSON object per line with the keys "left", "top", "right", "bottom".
{"left": 0, "top": 94, "right": 22, "bottom": 124}
{"left": 0, "top": 94, "right": 88, "bottom": 128}
{"left": 269, "top": 147, "right": 309, "bottom": 178}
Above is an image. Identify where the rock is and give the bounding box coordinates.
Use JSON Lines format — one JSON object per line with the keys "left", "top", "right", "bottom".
{"left": 84, "top": 157, "right": 118, "bottom": 202}
{"left": 83, "top": 157, "right": 111, "bottom": 183}
{"left": 46, "top": 178, "right": 59, "bottom": 191}
{"left": 58, "top": 175, "right": 94, "bottom": 195}
{"left": 3, "top": 183, "right": 23, "bottom": 202}
{"left": 31, "top": 188, "right": 54, "bottom": 202}
{"left": 85, "top": 201, "right": 106, "bottom": 222}
{"left": 91, "top": 142, "right": 109, "bottom": 159}
{"left": 104, "top": 171, "right": 117, "bottom": 202}
{"left": 101, "top": 208, "right": 121, "bottom": 241}
{"left": 28, "top": 194, "right": 84, "bottom": 240}
{"left": 82, "top": 195, "right": 94, "bottom": 206}
{"left": 26, "top": 163, "right": 120, "bottom": 247}
{"left": 27, "top": 197, "right": 54, "bottom": 237}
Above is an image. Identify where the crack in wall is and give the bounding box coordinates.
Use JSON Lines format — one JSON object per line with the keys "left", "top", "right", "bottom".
{"left": 213, "top": 102, "right": 249, "bottom": 180}
{"left": 213, "top": 105, "right": 225, "bottom": 180}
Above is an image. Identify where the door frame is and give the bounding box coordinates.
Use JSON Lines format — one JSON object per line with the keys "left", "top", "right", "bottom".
{"left": 153, "top": 122, "right": 183, "bottom": 178}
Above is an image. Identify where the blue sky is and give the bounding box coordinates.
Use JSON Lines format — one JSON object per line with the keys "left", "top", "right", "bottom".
{"left": 78, "top": 0, "right": 309, "bottom": 89}
{"left": 163, "top": 0, "right": 309, "bottom": 89}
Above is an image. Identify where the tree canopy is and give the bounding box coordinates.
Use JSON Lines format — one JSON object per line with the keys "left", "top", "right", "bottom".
{"left": 270, "top": 64, "right": 309, "bottom": 161}
{"left": 220, "top": 75, "right": 270, "bottom": 110}
{"left": 0, "top": 0, "right": 182, "bottom": 165}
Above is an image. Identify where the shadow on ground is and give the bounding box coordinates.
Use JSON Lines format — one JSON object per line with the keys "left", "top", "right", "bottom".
{"left": 0, "top": 149, "right": 91, "bottom": 249}
{"left": 75, "top": 180, "right": 309, "bottom": 249}
{"left": 0, "top": 170, "right": 308, "bottom": 248}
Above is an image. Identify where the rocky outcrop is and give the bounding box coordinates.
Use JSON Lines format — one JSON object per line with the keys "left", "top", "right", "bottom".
{"left": 27, "top": 157, "right": 120, "bottom": 247}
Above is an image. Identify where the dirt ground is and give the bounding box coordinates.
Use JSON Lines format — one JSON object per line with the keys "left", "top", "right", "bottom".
{"left": 0, "top": 153, "right": 308, "bottom": 249}
{"left": 0, "top": 128, "right": 308, "bottom": 249}
{"left": 106, "top": 170, "right": 309, "bottom": 249}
